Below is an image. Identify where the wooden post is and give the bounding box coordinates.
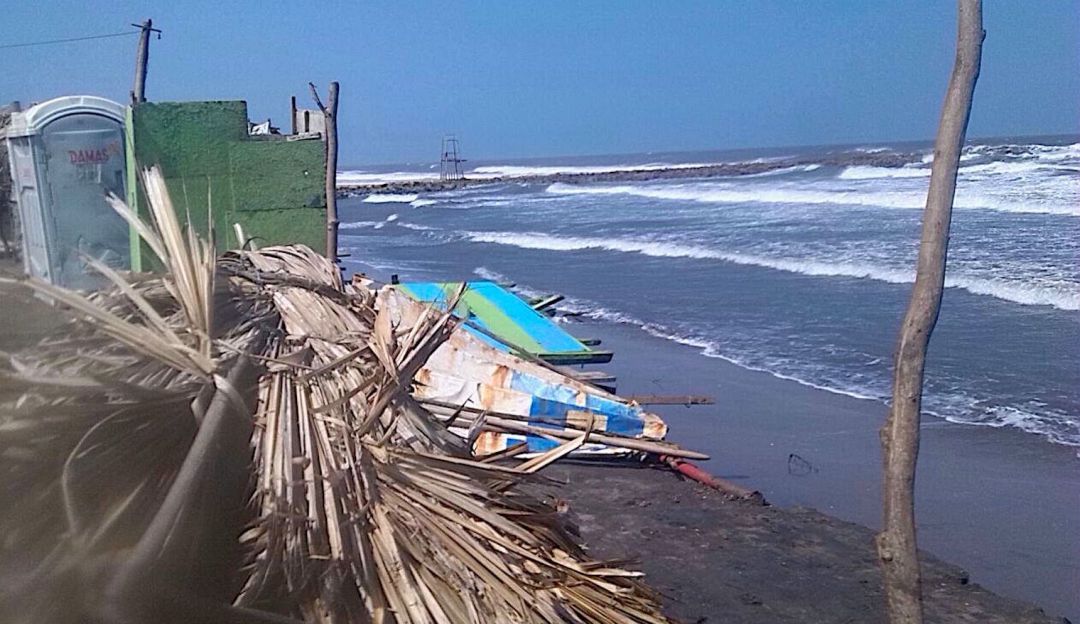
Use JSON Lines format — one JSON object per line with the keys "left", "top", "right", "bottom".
{"left": 289, "top": 95, "right": 297, "bottom": 135}
{"left": 309, "top": 82, "right": 340, "bottom": 263}
{"left": 877, "top": 2, "right": 983, "bottom": 623}
{"left": 132, "top": 19, "right": 154, "bottom": 103}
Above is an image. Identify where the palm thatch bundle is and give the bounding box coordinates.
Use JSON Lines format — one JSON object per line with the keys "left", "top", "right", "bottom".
{"left": 0, "top": 168, "right": 670, "bottom": 623}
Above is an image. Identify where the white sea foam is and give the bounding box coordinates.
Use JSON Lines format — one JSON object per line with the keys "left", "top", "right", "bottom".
{"left": 339, "top": 171, "right": 438, "bottom": 185}
{"left": 471, "top": 266, "right": 888, "bottom": 401}
{"left": 1033, "top": 142, "right": 1080, "bottom": 162}
{"left": 839, "top": 165, "right": 931, "bottom": 180}
{"left": 397, "top": 222, "right": 437, "bottom": 231}
{"left": 544, "top": 182, "right": 1080, "bottom": 216}
{"left": 409, "top": 198, "right": 437, "bottom": 207}
{"left": 935, "top": 400, "right": 1080, "bottom": 447}
{"left": 461, "top": 231, "right": 1080, "bottom": 310}
{"left": 741, "top": 164, "right": 822, "bottom": 177}
{"left": 842, "top": 159, "right": 1072, "bottom": 180}
{"left": 339, "top": 220, "right": 381, "bottom": 230}
{"left": 363, "top": 193, "right": 419, "bottom": 203}
{"left": 962, "top": 160, "right": 1065, "bottom": 176}
{"left": 472, "top": 266, "right": 511, "bottom": 283}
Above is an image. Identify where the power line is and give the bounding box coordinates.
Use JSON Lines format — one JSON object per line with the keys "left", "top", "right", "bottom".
{"left": 0, "top": 30, "right": 139, "bottom": 50}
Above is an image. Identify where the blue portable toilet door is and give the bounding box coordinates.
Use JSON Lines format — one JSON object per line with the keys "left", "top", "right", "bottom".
{"left": 39, "top": 113, "right": 129, "bottom": 289}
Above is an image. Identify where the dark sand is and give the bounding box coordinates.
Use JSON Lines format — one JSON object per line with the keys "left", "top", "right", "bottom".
{"left": 550, "top": 462, "right": 1062, "bottom": 623}
{"left": 567, "top": 319, "right": 1079, "bottom": 621}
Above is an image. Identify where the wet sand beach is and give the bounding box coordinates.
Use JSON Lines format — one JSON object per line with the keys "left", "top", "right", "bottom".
{"left": 571, "top": 319, "right": 1079, "bottom": 620}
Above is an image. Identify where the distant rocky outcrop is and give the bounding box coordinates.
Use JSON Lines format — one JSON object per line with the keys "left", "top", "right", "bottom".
{"left": 339, "top": 151, "right": 918, "bottom": 196}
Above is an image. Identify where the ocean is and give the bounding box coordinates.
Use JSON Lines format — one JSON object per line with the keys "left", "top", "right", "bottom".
{"left": 337, "top": 136, "right": 1080, "bottom": 450}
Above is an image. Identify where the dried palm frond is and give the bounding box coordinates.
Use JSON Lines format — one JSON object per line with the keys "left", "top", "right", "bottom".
{"left": 106, "top": 167, "right": 216, "bottom": 357}
{"left": 0, "top": 169, "right": 671, "bottom": 623}
{"left": 224, "top": 246, "right": 668, "bottom": 623}
{"left": 0, "top": 168, "right": 265, "bottom": 623}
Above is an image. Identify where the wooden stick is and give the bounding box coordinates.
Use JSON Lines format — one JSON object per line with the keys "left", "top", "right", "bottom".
{"left": 626, "top": 394, "right": 714, "bottom": 406}
{"left": 309, "top": 81, "right": 339, "bottom": 263}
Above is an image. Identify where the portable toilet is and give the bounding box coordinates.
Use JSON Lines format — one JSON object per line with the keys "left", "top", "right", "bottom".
{"left": 4, "top": 96, "right": 130, "bottom": 289}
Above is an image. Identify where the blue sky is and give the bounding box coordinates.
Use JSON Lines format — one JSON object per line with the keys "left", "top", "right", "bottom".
{"left": 3, "top": 1, "right": 1077, "bottom": 164}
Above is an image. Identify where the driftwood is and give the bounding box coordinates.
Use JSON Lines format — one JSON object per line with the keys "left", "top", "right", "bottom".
{"left": 877, "top": 2, "right": 984, "bottom": 623}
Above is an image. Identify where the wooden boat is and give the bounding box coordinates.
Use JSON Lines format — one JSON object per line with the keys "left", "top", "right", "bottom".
{"left": 397, "top": 280, "right": 613, "bottom": 365}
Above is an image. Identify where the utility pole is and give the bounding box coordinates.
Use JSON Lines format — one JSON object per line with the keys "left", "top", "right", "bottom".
{"left": 131, "top": 19, "right": 161, "bottom": 104}
{"left": 310, "top": 82, "right": 340, "bottom": 264}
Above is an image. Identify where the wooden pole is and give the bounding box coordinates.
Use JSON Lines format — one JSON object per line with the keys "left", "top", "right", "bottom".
{"left": 877, "top": 2, "right": 983, "bottom": 623}
{"left": 132, "top": 19, "right": 153, "bottom": 103}
{"left": 310, "top": 82, "right": 339, "bottom": 263}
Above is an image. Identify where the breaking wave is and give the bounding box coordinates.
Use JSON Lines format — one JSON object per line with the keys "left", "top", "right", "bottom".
{"left": 545, "top": 182, "right": 1080, "bottom": 216}
{"left": 839, "top": 160, "right": 1072, "bottom": 180}
{"left": 839, "top": 165, "right": 930, "bottom": 180}
{"left": 397, "top": 222, "right": 438, "bottom": 231}
{"left": 461, "top": 231, "right": 1080, "bottom": 311}
{"left": 741, "top": 164, "right": 822, "bottom": 177}
{"left": 363, "top": 193, "right": 420, "bottom": 203}
{"left": 339, "top": 220, "right": 381, "bottom": 230}
{"left": 340, "top": 171, "right": 438, "bottom": 185}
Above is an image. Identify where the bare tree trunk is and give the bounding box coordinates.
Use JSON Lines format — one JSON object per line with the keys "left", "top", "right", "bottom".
{"left": 877, "top": 2, "right": 983, "bottom": 623}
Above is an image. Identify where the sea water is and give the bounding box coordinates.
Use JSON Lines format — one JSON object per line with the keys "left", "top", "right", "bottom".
{"left": 338, "top": 137, "right": 1080, "bottom": 449}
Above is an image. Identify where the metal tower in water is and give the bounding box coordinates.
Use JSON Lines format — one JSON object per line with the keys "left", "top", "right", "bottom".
{"left": 440, "top": 135, "right": 466, "bottom": 181}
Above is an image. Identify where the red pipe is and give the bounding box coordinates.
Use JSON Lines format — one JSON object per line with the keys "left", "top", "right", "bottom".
{"left": 660, "top": 455, "right": 766, "bottom": 505}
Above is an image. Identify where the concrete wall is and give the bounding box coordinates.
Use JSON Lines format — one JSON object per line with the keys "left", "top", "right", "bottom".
{"left": 126, "top": 100, "right": 325, "bottom": 270}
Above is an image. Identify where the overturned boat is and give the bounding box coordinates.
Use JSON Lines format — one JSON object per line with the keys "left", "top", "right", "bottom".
{"left": 381, "top": 283, "right": 674, "bottom": 458}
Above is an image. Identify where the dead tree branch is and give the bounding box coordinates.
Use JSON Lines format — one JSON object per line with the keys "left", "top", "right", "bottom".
{"left": 877, "top": 2, "right": 984, "bottom": 623}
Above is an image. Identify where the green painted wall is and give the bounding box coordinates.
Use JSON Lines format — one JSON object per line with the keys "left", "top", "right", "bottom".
{"left": 126, "top": 101, "right": 325, "bottom": 270}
